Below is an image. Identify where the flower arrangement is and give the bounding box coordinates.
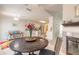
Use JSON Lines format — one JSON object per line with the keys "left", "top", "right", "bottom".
{"left": 25, "top": 23, "right": 35, "bottom": 38}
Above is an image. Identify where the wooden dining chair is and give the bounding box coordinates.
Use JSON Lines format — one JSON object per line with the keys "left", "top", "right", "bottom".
{"left": 39, "top": 37, "right": 62, "bottom": 55}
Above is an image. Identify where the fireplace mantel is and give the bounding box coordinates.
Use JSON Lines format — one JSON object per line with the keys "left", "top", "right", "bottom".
{"left": 62, "top": 21, "right": 79, "bottom": 26}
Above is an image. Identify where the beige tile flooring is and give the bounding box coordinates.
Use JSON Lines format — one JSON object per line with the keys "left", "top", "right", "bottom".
{"left": 0, "top": 40, "right": 55, "bottom": 55}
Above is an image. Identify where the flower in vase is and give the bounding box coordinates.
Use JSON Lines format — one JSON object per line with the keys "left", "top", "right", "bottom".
{"left": 25, "top": 23, "right": 35, "bottom": 38}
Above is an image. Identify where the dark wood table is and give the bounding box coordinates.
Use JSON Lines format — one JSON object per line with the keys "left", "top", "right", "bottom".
{"left": 9, "top": 37, "right": 48, "bottom": 55}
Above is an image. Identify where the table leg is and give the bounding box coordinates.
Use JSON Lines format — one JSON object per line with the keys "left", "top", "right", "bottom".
{"left": 32, "top": 52, "right": 34, "bottom": 55}
{"left": 29, "top": 52, "right": 32, "bottom": 55}
{"left": 14, "top": 52, "right": 22, "bottom": 55}
{"left": 29, "top": 52, "right": 36, "bottom": 55}
{"left": 32, "top": 52, "right": 36, "bottom": 55}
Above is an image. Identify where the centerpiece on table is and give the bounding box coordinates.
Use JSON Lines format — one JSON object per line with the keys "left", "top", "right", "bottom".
{"left": 25, "top": 23, "right": 36, "bottom": 41}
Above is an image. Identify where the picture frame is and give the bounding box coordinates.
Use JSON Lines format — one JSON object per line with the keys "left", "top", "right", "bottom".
{"left": 75, "top": 5, "right": 79, "bottom": 17}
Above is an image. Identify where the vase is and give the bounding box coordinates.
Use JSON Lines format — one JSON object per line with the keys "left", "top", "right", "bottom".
{"left": 26, "top": 30, "right": 36, "bottom": 42}
{"left": 29, "top": 29, "right": 32, "bottom": 38}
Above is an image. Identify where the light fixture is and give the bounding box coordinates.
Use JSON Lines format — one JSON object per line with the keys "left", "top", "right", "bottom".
{"left": 40, "top": 20, "right": 46, "bottom": 23}
{"left": 14, "top": 17, "right": 19, "bottom": 21}
{"left": 1, "top": 12, "right": 20, "bottom": 17}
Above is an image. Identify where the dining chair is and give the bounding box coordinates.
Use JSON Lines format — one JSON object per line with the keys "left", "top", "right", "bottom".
{"left": 9, "top": 31, "right": 25, "bottom": 55}
{"left": 8, "top": 31, "right": 25, "bottom": 39}
{"left": 39, "top": 37, "right": 62, "bottom": 55}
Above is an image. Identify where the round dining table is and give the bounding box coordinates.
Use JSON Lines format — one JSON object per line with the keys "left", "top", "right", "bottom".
{"left": 9, "top": 37, "right": 48, "bottom": 55}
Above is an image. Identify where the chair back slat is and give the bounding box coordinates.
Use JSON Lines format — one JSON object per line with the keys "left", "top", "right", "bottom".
{"left": 54, "top": 37, "right": 62, "bottom": 54}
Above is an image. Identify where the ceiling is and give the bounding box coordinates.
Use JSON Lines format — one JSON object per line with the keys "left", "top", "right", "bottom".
{"left": 0, "top": 4, "right": 62, "bottom": 21}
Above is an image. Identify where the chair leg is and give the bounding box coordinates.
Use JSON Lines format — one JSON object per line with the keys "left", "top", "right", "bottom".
{"left": 39, "top": 49, "right": 55, "bottom": 55}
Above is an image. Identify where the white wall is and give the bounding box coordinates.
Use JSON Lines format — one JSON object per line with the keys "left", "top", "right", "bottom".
{"left": 0, "top": 19, "right": 1, "bottom": 41}
{"left": 0, "top": 17, "right": 40, "bottom": 41}
{"left": 46, "top": 5, "right": 63, "bottom": 52}
{"left": 63, "top": 4, "right": 79, "bottom": 33}
{"left": 46, "top": 16, "right": 53, "bottom": 41}
{"left": 60, "top": 4, "right": 79, "bottom": 55}
{"left": 63, "top": 4, "right": 75, "bottom": 21}
{"left": 0, "top": 17, "right": 24, "bottom": 41}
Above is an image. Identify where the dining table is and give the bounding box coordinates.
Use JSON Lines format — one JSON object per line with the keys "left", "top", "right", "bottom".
{"left": 9, "top": 37, "right": 48, "bottom": 55}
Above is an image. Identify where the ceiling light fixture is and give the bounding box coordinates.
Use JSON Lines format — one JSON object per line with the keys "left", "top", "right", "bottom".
{"left": 2, "top": 12, "right": 20, "bottom": 17}
{"left": 40, "top": 20, "right": 46, "bottom": 23}
{"left": 14, "top": 17, "right": 19, "bottom": 21}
